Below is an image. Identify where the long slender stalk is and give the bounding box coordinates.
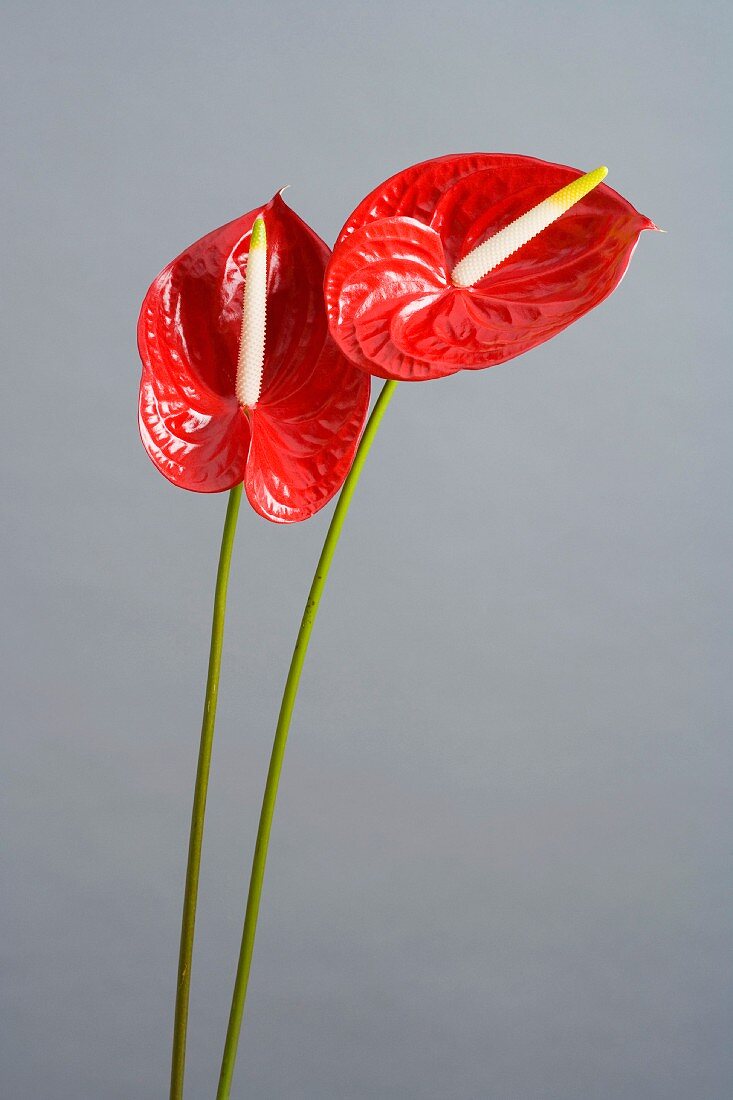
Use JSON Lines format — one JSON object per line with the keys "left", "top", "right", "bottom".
{"left": 216, "top": 380, "right": 398, "bottom": 1099}
{"left": 170, "top": 483, "right": 243, "bottom": 1100}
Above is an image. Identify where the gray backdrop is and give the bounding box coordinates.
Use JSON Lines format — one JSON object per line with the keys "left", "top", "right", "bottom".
{"left": 2, "top": 2, "right": 730, "bottom": 1097}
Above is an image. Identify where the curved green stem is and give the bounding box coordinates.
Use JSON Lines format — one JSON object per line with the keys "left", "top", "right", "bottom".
{"left": 170, "top": 483, "right": 243, "bottom": 1100}
{"left": 216, "top": 380, "right": 398, "bottom": 1099}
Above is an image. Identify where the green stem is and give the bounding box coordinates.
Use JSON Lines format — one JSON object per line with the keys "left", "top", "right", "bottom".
{"left": 170, "top": 482, "right": 243, "bottom": 1100}
{"left": 216, "top": 380, "right": 398, "bottom": 1099}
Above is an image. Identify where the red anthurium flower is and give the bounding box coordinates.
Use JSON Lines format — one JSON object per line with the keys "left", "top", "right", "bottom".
{"left": 138, "top": 193, "right": 371, "bottom": 522}
{"left": 325, "top": 154, "right": 656, "bottom": 381}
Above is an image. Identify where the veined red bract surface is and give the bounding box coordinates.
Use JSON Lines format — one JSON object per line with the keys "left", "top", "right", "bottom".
{"left": 325, "top": 153, "right": 655, "bottom": 382}
{"left": 138, "top": 193, "right": 370, "bottom": 521}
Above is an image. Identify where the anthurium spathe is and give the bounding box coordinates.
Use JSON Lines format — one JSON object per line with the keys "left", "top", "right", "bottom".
{"left": 138, "top": 192, "right": 370, "bottom": 521}
{"left": 325, "top": 153, "right": 656, "bottom": 381}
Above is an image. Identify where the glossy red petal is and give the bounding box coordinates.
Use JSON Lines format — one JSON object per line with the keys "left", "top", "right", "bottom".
{"left": 256, "top": 193, "right": 330, "bottom": 405}
{"left": 245, "top": 340, "right": 371, "bottom": 522}
{"left": 324, "top": 217, "right": 453, "bottom": 380}
{"left": 139, "top": 194, "right": 370, "bottom": 509}
{"left": 328, "top": 154, "right": 654, "bottom": 382}
{"left": 337, "top": 153, "right": 494, "bottom": 244}
{"left": 138, "top": 253, "right": 251, "bottom": 492}
{"left": 138, "top": 383, "right": 248, "bottom": 494}
{"left": 137, "top": 205, "right": 262, "bottom": 491}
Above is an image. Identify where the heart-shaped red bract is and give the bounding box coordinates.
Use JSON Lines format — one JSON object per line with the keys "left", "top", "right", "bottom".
{"left": 138, "top": 193, "right": 371, "bottom": 522}
{"left": 325, "top": 154, "right": 655, "bottom": 382}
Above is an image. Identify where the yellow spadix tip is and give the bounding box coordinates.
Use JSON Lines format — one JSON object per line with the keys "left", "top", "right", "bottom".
{"left": 250, "top": 214, "right": 266, "bottom": 251}
{"left": 549, "top": 165, "right": 608, "bottom": 210}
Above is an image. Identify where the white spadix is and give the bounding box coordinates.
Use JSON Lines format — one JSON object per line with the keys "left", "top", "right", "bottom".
{"left": 235, "top": 214, "right": 268, "bottom": 409}
{"left": 450, "top": 166, "right": 608, "bottom": 288}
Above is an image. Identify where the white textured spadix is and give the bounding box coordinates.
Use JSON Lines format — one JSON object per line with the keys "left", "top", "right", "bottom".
{"left": 235, "top": 215, "right": 268, "bottom": 408}
{"left": 451, "top": 166, "right": 608, "bottom": 288}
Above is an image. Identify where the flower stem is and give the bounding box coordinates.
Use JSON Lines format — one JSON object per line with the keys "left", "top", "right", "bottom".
{"left": 216, "top": 379, "right": 398, "bottom": 1099}
{"left": 170, "top": 482, "right": 243, "bottom": 1100}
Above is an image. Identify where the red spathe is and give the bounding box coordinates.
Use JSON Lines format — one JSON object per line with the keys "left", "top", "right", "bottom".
{"left": 325, "top": 153, "right": 655, "bottom": 382}
{"left": 138, "top": 193, "right": 370, "bottom": 521}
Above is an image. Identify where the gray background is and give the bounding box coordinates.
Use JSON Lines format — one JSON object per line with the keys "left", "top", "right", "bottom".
{"left": 2, "top": 1, "right": 731, "bottom": 1097}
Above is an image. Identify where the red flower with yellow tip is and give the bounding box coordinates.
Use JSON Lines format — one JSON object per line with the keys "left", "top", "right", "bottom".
{"left": 138, "top": 193, "right": 370, "bottom": 521}
{"left": 325, "top": 154, "right": 656, "bottom": 381}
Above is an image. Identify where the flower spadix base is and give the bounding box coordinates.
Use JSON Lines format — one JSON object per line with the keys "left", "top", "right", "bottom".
{"left": 138, "top": 193, "right": 370, "bottom": 521}
{"left": 325, "top": 153, "right": 656, "bottom": 382}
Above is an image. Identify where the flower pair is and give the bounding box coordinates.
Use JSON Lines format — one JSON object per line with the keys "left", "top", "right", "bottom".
{"left": 138, "top": 154, "right": 655, "bottom": 519}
